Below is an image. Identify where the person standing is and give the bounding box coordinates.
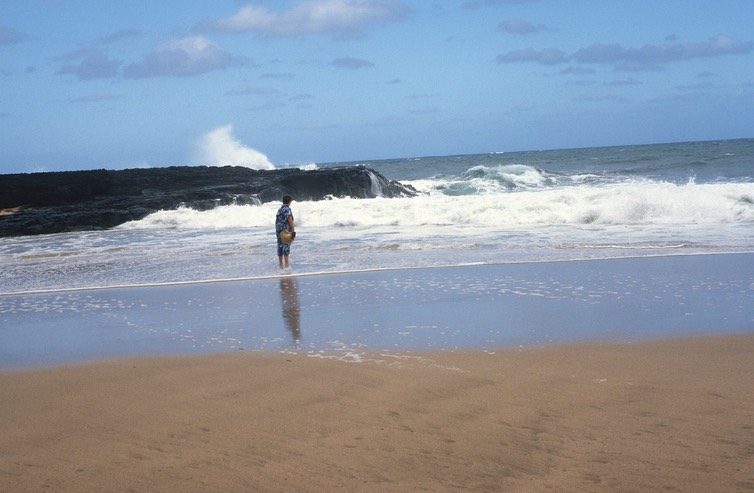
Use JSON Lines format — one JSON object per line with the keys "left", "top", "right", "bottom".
{"left": 275, "top": 195, "right": 296, "bottom": 269}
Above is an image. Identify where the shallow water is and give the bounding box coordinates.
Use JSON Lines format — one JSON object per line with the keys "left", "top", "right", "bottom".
{"left": 2, "top": 254, "right": 752, "bottom": 369}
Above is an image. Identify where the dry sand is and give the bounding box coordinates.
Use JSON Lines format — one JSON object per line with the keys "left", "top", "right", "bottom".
{"left": 2, "top": 334, "right": 753, "bottom": 492}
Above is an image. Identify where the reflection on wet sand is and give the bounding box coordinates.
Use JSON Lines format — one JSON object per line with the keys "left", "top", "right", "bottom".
{"left": 279, "top": 277, "right": 301, "bottom": 346}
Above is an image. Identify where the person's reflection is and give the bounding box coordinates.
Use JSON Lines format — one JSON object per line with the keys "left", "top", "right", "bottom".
{"left": 279, "top": 277, "right": 301, "bottom": 346}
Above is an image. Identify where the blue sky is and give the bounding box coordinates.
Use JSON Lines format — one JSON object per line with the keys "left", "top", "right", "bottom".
{"left": 1, "top": 0, "right": 753, "bottom": 173}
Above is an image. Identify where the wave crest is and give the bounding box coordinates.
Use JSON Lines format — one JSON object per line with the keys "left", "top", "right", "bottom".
{"left": 121, "top": 180, "right": 754, "bottom": 231}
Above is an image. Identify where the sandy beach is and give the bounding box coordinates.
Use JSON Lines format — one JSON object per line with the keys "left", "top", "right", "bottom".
{"left": 1, "top": 255, "right": 753, "bottom": 491}
{"left": 1, "top": 334, "right": 753, "bottom": 492}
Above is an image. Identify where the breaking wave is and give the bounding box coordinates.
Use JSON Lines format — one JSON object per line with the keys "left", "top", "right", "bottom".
{"left": 121, "top": 177, "right": 754, "bottom": 231}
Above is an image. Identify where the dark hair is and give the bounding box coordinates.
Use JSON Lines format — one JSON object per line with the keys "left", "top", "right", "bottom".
{"left": 282, "top": 195, "right": 292, "bottom": 204}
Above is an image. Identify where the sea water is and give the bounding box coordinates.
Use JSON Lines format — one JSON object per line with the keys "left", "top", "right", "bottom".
{"left": 1, "top": 138, "right": 753, "bottom": 295}
{"left": 1, "top": 139, "right": 753, "bottom": 367}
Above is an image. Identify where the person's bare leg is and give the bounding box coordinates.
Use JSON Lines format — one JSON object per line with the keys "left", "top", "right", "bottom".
{"left": 283, "top": 256, "right": 290, "bottom": 269}
{"left": 279, "top": 256, "right": 284, "bottom": 269}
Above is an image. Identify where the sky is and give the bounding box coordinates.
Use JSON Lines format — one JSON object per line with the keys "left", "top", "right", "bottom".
{"left": 1, "top": 0, "right": 753, "bottom": 173}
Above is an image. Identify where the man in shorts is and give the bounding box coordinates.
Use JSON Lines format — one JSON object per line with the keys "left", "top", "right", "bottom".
{"left": 275, "top": 195, "right": 296, "bottom": 269}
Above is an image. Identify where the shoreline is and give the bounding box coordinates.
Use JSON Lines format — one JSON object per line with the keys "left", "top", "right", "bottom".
{"left": 2, "top": 252, "right": 752, "bottom": 370}
{"left": 4, "top": 249, "right": 752, "bottom": 297}
{"left": 2, "top": 334, "right": 753, "bottom": 491}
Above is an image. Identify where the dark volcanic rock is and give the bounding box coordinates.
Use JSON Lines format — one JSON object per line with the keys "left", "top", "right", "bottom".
{"left": 0, "top": 166, "right": 417, "bottom": 237}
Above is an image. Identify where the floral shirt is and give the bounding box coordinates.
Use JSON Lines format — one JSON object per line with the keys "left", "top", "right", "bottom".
{"left": 275, "top": 204, "right": 293, "bottom": 236}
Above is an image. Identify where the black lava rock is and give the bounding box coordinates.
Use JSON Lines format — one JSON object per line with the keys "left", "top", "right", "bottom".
{"left": 0, "top": 166, "right": 417, "bottom": 237}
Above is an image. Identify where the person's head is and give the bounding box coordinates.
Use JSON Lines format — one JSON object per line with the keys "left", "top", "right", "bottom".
{"left": 282, "top": 194, "right": 292, "bottom": 205}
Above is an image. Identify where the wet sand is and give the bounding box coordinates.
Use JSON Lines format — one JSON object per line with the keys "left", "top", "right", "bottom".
{"left": 2, "top": 334, "right": 754, "bottom": 492}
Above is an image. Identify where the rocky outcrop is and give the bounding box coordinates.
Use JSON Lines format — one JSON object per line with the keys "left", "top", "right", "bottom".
{"left": 0, "top": 166, "right": 417, "bottom": 237}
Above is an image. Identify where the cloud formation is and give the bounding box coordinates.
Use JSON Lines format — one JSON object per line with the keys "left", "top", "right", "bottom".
{"left": 498, "top": 19, "right": 557, "bottom": 35}
{"left": 496, "top": 47, "right": 567, "bottom": 65}
{"left": 498, "top": 35, "right": 753, "bottom": 71}
{"left": 58, "top": 52, "right": 122, "bottom": 80}
{"left": 123, "top": 36, "right": 241, "bottom": 78}
{"left": 201, "top": 0, "right": 409, "bottom": 37}
{"left": 0, "top": 25, "right": 27, "bottom": 45}
{"left": 572, "top": 35, "right": 753, "bottom": 70}
{"left": 197, "top": 125, "right": 275, "bottom": 170}
{"left": 225, "top": 85, "right": 279, "bottom": 96}
{"left": 329, "top": 57, "right": 374, "bottom": 69}
{"left": 99, "top": 29, "right": 142, "bottom": 45}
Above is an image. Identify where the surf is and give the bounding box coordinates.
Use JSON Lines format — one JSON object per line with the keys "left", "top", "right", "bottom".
{"left": 118, "top": 179, "right": 754, "bottom": 231}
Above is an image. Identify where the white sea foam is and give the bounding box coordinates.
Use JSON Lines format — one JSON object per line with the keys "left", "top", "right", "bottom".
{"left": 195, "top": 125, "right": 275, "bottom": 170}
{"left": 121, "top": 179, "right": 754, "bottom": 231}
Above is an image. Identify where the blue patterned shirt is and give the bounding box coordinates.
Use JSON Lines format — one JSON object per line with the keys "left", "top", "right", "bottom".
{"left": 275, "top": 204, "right": 293, "bottom": 236}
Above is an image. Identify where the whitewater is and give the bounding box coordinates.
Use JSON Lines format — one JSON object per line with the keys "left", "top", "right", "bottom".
{"left": 1, "top": 138, "right": 753, "bottom": 295}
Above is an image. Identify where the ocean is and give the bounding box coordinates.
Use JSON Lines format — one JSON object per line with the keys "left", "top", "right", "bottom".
{"left": 2, "top": 138, "right": 752, "bottom": 295}
{"left": 2, "top": 138, "right": 754, "bottom": 367}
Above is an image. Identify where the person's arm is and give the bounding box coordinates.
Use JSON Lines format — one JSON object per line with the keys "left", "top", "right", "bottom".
{"left": 287, "top": 215, "right": 295, "bottom": 233}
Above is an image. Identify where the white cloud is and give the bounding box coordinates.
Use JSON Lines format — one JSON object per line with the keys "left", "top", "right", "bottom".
{"left": 123, "top": 36, "right": 241, "bottom": 78}
{"left": 196, "top": 125, "right": 275, "bottom": 170}
{"left": 203, "top": 0, "right": 409, "bottom": 37}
